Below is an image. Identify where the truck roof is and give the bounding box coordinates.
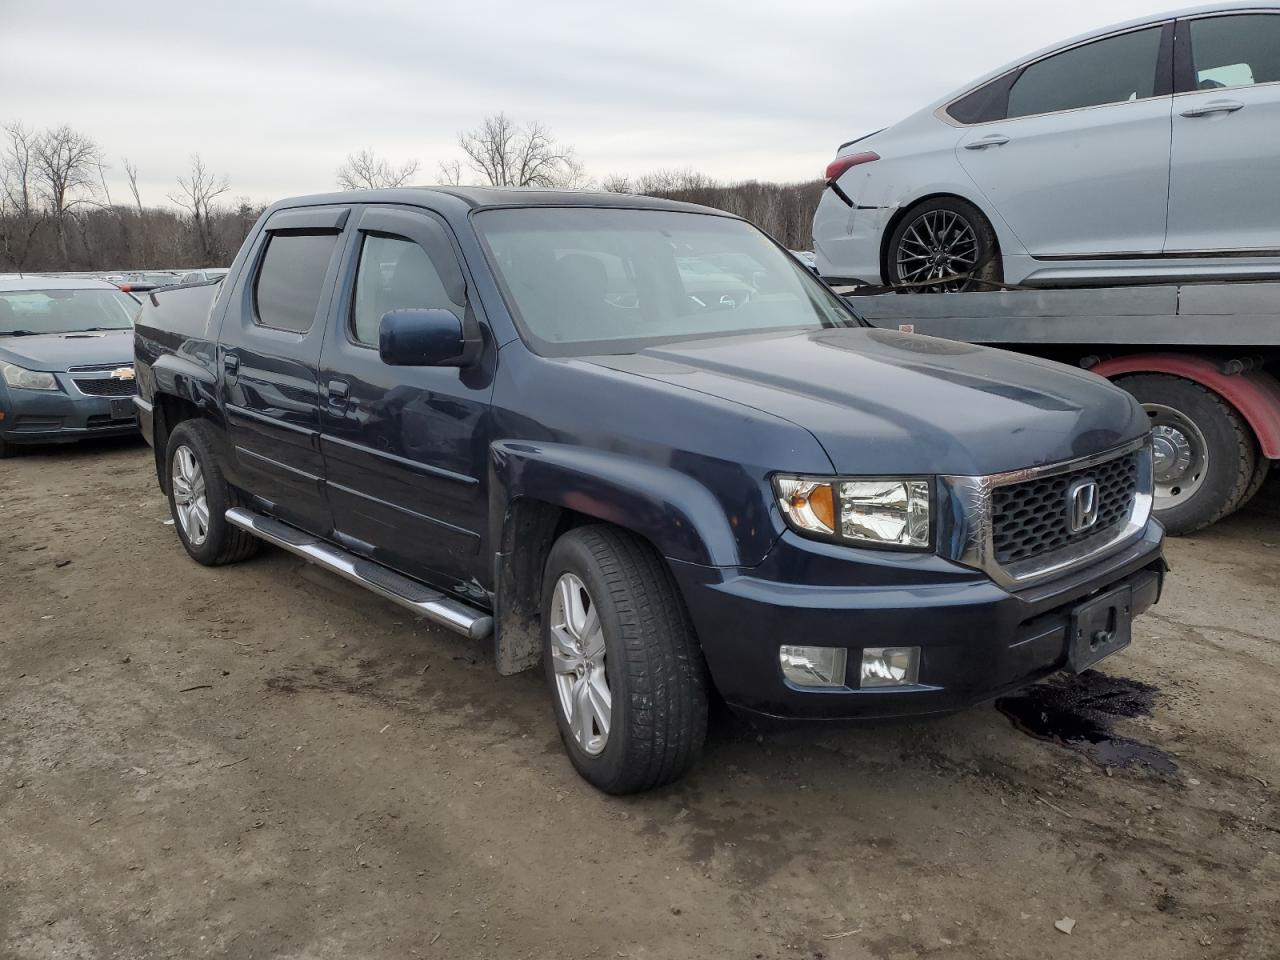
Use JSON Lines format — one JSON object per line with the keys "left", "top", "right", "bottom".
{"left": 262, "top": 185, "right": 732, "bottom": 218}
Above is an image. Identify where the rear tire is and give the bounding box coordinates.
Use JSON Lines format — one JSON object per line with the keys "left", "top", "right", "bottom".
{"left": 1116, "top": 374, "right": 1257, "bottom": 534}
{"left": 165, "top": 420, "right": 260, "bottom": 566}
{"left": 541, "top": 525, "right": 708, "bottom": 794}
{"left": 886, "top": 196, "right": 1002, "bottom": 293}
{"left": 1240, "top": 455, "right": 1272, "bottom": 509}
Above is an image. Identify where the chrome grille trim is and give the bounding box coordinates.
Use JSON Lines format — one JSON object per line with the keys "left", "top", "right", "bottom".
{"left": 942, "top": 436, "right": 1154, "bottom": 590}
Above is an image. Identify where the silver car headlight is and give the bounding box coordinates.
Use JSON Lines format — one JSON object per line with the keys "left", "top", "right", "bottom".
{"left": 773, "top": 475, "right": 932, "bottom": 549}
{"left": 1, "top": 362, "right": 59, "bottom": 391}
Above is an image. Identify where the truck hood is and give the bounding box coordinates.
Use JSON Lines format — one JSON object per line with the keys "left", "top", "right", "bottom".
{"left": 0, "top": 329, "right": 133, "bottom": 372}
{"left": 585, "top": 327, "right": 1147, "bottom": 477}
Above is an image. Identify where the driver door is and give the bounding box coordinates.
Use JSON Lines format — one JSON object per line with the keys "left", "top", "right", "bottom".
{"left": 318, "top": 206, "right": 496, "bottom": 592}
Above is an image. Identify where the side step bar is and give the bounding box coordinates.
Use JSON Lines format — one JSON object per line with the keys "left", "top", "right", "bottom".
{"left": 225, "top": 507, "right": 493, "bottom": 641}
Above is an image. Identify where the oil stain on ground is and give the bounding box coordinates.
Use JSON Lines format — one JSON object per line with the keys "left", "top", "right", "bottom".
{"left": 995, "top": 670, "right": 1178, "bottom": 778}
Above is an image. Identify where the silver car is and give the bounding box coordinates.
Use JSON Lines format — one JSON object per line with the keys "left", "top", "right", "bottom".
{"left": 814, "top": 2, "right": 1280, "bottom": 291}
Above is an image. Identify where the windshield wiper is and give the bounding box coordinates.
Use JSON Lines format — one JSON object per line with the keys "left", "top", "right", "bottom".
{"left": 0, "top": 329, "right": 38, "bottom": 336}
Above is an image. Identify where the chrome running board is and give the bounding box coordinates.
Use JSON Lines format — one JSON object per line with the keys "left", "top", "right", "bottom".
{"left": 225, "top": 507, "right": 493, "bottom": 641}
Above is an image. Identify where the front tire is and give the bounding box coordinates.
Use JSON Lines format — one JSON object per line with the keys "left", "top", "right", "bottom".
{"left": 886, "top": 196, "right": 1002, "bottom": 293}
{"left": 165, "top": 421, "right": 260, "bottom": 566}
{"left": 1116, "top": 374, "right": 1257, "bottom": 534}
{"left": 541, "top": 526, "right": 707, "bottom": 794}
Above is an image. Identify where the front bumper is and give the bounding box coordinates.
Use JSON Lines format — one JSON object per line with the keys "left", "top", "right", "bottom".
{"left": 0, "top": 377, "right": 139, "bottom": 445}
{"left": 670, "top": 519, "right": 1165, "bottom": 721}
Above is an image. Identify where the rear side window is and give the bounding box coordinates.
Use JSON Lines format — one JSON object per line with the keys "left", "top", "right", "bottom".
{"left": 351, "top": 234, "right": 466, "bottom": 346}
{"left": 1189, "top": 14, "right": 1280, "bottom": 89}
{"left": 946, "top": 72, "right": 1018, "bottom": 124}
{"left": 254, "top": 231, "right": 338, "bottom": 333}
{"left": 1007, "top": 27, "right": 1164, "bottom": 118}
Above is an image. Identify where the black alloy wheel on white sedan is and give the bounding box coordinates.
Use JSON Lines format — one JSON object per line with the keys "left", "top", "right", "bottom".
{"left": 886, "top": 196, "right": 1002, "bottom": 293}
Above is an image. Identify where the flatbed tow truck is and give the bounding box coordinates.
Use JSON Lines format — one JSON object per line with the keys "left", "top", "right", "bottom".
{"left": 846, "top": 282, "right": 1280, "bottom": 534}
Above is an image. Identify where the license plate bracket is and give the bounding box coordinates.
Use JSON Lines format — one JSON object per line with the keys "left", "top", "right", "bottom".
{"left": 110, "top": 398, "right": 134, "bottom": 421}
{"left": 1068, "top": 585, "right": 1133, "bottom": 673}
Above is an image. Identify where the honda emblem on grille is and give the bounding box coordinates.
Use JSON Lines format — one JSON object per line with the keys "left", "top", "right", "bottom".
{"left": 1067, "top": 478, "right": 1099, "bottom": 533}
{"left": 110, "top": 367, "right": 135, "bottom": 381}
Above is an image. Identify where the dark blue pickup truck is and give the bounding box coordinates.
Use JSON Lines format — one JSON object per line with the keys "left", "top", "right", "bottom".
{"left": 134, "top": 187, "right": 1165, "bottom": 793}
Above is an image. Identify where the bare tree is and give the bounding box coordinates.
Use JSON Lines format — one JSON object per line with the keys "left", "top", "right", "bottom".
{"left": 437, "top": 158, "right": 463, "bottom": 186}
{"left": 169, "top": 153, "right": 230, "bottom": 264}
{"left": 600, "top": 173, "right": 633, "bottom": 194}
{"left": 122, "top": 159, "right": 144, "bottom": 216}
{"left": 33, "top": 124, "right": 102, "bottom": 263}
{"left": 336, "top": 149, "right": 420, "bottom": 190}
{"left": 455, "top": 113, "right": 586, "bottom": 189}
{"left": 0, "top": 122, "right": 45, "bottom": 270}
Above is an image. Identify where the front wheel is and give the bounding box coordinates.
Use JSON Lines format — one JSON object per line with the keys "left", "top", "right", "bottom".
{"left": 542, "top": 526, "right": 707, "bottom": 794}
{"left": 886, "top": 197, "right": 1002, "bottom": 293}
{"left": 1116, "top": 374, "right": 1257, "bottom": 534}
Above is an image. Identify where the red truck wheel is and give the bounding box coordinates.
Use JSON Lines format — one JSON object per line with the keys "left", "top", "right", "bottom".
{"left": 1116, "top": 374, "right": 1257, "bottom": 534}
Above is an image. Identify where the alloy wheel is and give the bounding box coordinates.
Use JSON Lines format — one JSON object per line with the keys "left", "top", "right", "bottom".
{"left": 894, "top": 209, "right": 981, "bottom": 292}
{"left": 549, "top": 572, "right": 611, "bottom": 756}
{"left": 171, "top": 444, "right": 210, "bottom": 546}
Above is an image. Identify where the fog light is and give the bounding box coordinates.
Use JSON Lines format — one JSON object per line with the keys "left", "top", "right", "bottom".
{"left": 860, "top": 647, "right": 920, "bottom": 688}
{"left": 780, "top": 645, "right": 847, "bottom": 688}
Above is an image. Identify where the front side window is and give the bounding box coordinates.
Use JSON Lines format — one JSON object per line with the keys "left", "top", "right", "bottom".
{"left": 0, "top": 289, "right": 137, "bottom": 335}
{"left": 254, "top": 231, "right": 339, "bottom": 333}
{"left": 1189, "top": 14, "right": 1280, "bottom": 89}
{"left": 351, "top": 234, "right": 465, "bottom": 346}
{"left": 475, "top": 207, "right": 857, "bottom": 357}
{"left": 1007, "top": 27, "right": 1164, "bottom": 118}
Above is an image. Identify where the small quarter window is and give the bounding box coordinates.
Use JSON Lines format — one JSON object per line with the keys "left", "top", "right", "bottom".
{"left": 1189, "top": 14, "right": 1280, "bottom": 90}
{"left": 351, "top": 234, "right": 465, "bottom": 346}
{"left": 254, "top": 231, "right": 338, "bottom": 333}
{"left": 1007, "top": 27, "right": 1164, "bottom": 118}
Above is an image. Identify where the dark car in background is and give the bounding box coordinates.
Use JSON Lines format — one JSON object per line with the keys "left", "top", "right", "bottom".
{"left": 0, "top": 277, "right": 140, "bottom": 457}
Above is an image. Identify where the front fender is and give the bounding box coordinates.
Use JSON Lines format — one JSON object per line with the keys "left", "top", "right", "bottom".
{"left": 490, "top": 440, "right": 751, "bottom": 567}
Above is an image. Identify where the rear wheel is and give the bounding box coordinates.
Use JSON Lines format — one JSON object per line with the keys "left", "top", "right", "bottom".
{"left": 541, "top": 525, "right": 707, "bottom": 794}
{"left": 886, "top": 197, "right": 1002, "bottom": 293}
{"left": 165, "top": 421, "right": 260, "bottom": 566}
{"left": 1116, "top": 374, "right": 1257, "bottom": 534}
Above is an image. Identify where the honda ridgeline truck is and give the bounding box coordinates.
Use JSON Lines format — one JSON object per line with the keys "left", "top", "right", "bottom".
{"left": 134, "top": 187, "right": 1166, "bottom": 793}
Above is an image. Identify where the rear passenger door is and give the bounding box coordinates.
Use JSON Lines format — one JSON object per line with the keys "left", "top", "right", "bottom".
{"left": 318, "top": 206, "right": 495, "bottom": 594}
{"left": 1166, "top": 12, "right": 1280, "bottom": 253}
{"left": 954, "top": 23, "right": 1173, "bottom": 257}
{"left": 219, "top": 206, "right": 349, "bottom": 536}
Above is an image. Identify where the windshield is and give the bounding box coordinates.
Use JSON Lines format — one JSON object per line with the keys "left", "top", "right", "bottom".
{"left": 0, "top": 289, "right": 138, "bottom": 336}
{"left": 474, "top": 207, "right": 859, "bottom": 356}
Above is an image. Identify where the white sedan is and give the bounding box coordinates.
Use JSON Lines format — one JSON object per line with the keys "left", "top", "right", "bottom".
{"left": 814, "top": 2, "right": 1280, "bottom": 292}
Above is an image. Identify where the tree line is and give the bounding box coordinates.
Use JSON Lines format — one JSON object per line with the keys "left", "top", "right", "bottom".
{"left": 1, "top": 114, "right": 821, "bottom": 273}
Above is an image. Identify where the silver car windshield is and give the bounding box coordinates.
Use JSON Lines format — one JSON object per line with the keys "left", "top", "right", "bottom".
{"left": 0, "top": 289, "right": 137, "bottom": 336}
{"left": 475, "top": 207, "right": 859, "bottom": 356}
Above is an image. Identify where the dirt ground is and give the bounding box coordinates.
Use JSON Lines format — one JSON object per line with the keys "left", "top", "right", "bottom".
{"left": 1, "top": 437, "right": 1277, "bottom": 960}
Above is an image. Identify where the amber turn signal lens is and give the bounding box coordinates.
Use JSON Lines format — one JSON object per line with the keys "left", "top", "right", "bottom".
{"left": 791, "top": 485, "right": 835, "bottom": 531}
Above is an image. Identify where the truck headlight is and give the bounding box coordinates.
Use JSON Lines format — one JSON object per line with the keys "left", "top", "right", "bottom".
{"left": 1, "top": 362, "right": 59, "bottom": 391}
{"left": 774, "top": 475, "right": 932, "bottom": 549}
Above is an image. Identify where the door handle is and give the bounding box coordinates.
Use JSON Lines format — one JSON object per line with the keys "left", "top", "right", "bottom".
{"left": 1180, "top": 99, "right": 1244, "bottom": 118}
{"left": 327, "top": 379, "right": 350, "bottom": 402}
{"left": 963, "top": 134, "right": 1010, "bottom": 149}
{"left": 222, "top": 354, "right": 239, "bottom": 374}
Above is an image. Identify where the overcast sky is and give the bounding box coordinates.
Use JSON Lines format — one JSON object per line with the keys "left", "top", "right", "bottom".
{"left": 2, "top": 0, "right": 1175, "bottom": 207}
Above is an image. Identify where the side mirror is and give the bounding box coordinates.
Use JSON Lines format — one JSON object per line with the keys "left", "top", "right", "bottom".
{"left": 378, "top": 308, "right": 471, "bottom": 367}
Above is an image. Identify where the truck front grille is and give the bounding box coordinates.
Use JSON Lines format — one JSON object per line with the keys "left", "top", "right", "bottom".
{"left": 74, "top": 376, "right": 137, "bottom": 397}
{"left": 991, "top": 450, "right": 1139, "bottom": 565}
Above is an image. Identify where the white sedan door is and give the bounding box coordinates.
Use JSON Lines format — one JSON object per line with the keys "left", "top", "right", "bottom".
{"left": 1166, "top": 12, "right": 1280, "bottom": 254}
{"left": 956, "top": 24, "right": 1173, "bottom": 258}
